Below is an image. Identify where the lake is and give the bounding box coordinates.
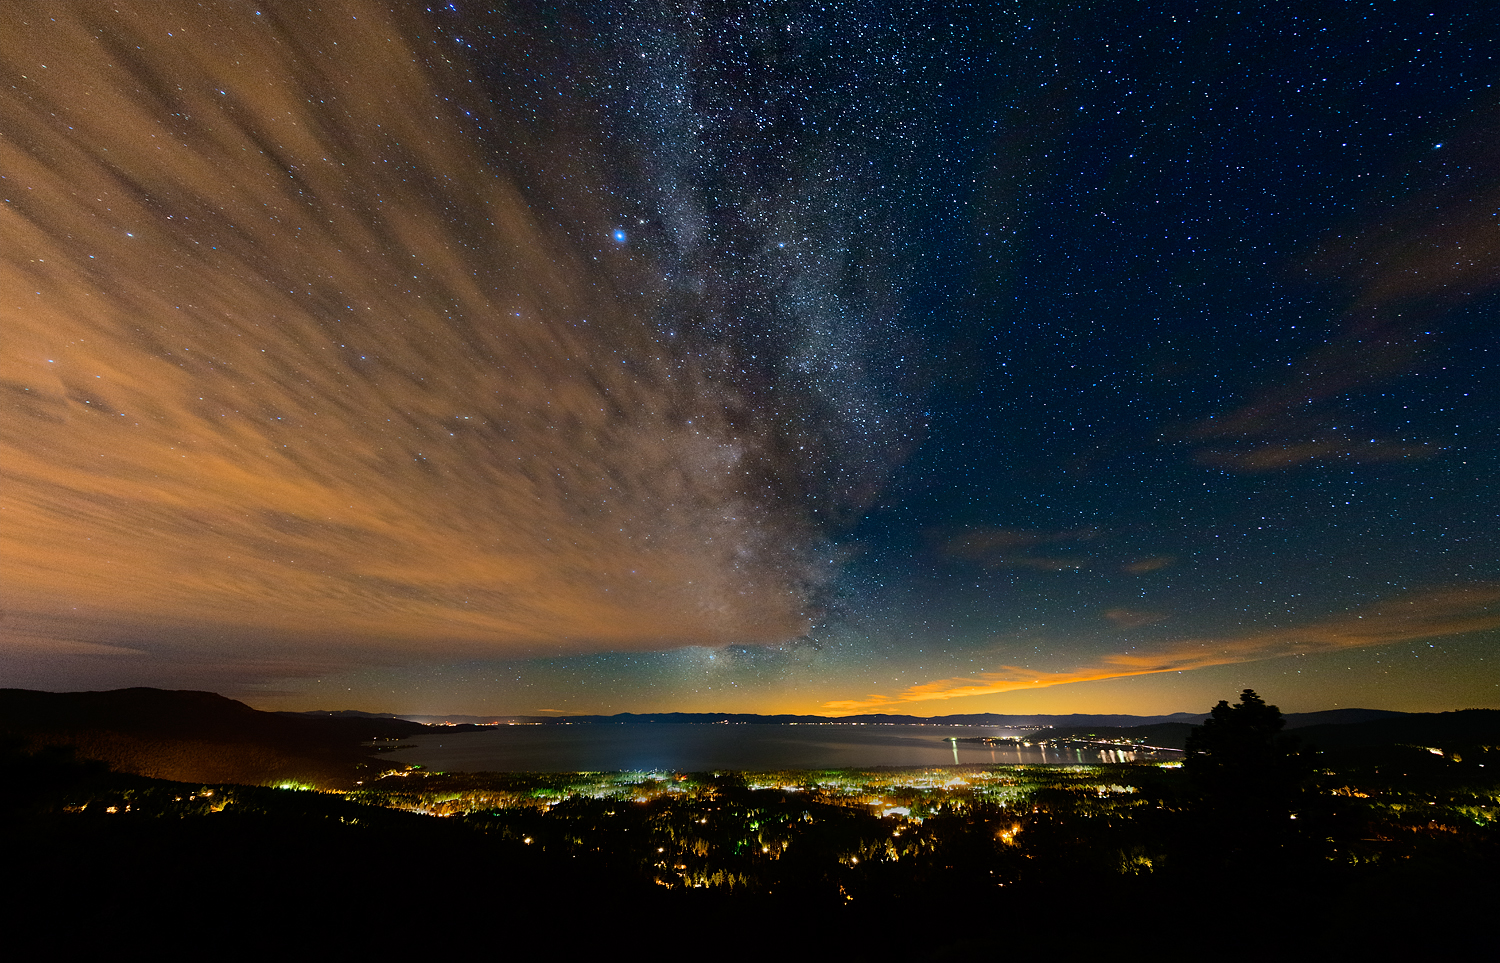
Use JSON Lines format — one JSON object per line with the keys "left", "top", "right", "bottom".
{"left": 379, "top": 723, "right": 1177, "bottom": 772}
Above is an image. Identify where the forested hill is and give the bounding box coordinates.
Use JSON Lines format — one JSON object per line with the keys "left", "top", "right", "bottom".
{"left": 0, "top": 687, "right": 1435, "bottom": 784}
{"left": 429, "top": 710, "right": 1215, "bottom": 726}
{"left": 1039, "top": 709, "right": 1493, "bottom": 752}
{"left": 409, "top": 707, "right": 1405, "bottom": 728}
{"left": 0, "top": 687, "right": 425, "bottom": 787}
{"left": 1292, "top": 709, "right": 1500, "bottom": 751}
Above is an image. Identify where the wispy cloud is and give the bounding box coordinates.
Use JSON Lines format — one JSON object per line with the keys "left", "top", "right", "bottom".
{"left": 0, "top": 6, "right": 834, "bottom": 662}
{"left": 1104, "top": 608, "right": 1168, "bottom": 628}
{"left": 1185, "top": 108, "right": 1500, "bottom": 473}
{"left": 1193, "top": 436, "right": 1433, "bottom": 473}
{"left": 823, "top": 584, "right": 1500, "bottom": 713}
{"left": 939, "top": 527, "right": 1099, "bottom": 571}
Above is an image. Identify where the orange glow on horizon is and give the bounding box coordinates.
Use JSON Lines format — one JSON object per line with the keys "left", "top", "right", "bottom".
{"left": 824, "top": 584, "right": 1500, "bottom": 713}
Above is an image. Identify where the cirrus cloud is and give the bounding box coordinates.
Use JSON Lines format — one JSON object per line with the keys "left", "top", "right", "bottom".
{"left": 824, "top": 583, "right": 1500, "bottom": 713}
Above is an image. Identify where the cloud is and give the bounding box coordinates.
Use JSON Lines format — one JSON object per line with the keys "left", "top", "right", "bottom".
{"left": 0, "top": 5, "right": 828, "bottom": 663}
{"left": 1184, "top": 108, "right": 1500, "bottom": 473}
{"left": 0, "top": 633, "right": 148, "bottom": 658}
{"left": 1193, "top": 437, "right": 1431, "bottom": 473}
{"left": 1103, "top": 608, "right": 1168, "bottom": 628}
{"left": 1122, "top": 556, "right": 1175, "bottom": 574}
{"left": 1184, "top": 353, "right": 1438, "bottom": 473}
{"left": 940, "top": 527, "right": 1099, "bottom": 570}
{"left": 823, "top": 583, "right": 1500, "bottom": 713}
{"left": 1314, "top": 109, "right": 1500, "bottom": 314}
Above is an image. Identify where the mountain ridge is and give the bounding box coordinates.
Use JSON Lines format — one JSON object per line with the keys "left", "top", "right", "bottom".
{"left": 0, "top": 687, "right": 425, "bottom": 787}
{"left": 0, "top": 687, "right": 1453, "bottom": 786}
{"left": 383, "top": 707, "right": 1407, "bottom": 728}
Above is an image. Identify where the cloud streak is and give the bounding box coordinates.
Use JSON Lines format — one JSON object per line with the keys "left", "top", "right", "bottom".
{"left": 823, "top": 584, "right": 1500, "bottom": 713}
{"left": 1186, "top": 108, "right": 1500, "bottom": 473}
{"left": 939, "top": 527, "right": 1099, "bottom": 571}
{"left": 0, "top": 4, "right": 827, "bottom": 662}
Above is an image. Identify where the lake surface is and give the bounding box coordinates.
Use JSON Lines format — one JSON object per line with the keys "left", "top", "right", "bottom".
{"left": 379, "top": 723, "right": 1176, "bottom": 772}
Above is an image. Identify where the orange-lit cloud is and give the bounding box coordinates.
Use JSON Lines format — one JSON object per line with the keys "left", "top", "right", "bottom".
{"left": 940, "top": 527, "right": 1098, "bottom": 570}
{"left": 824, "top": 584, "right": 1500, "bottom": 713}
{"left": 1103, "top": 608, "right": 1168, "bottom": 629}
{"left": 1186, "top": 109, "right": 1500, "bottom": 473}
{"left": 1122, "top": 556, "right": 1175, "bottom": 574}
{"left": 1193, "top": 436, "right": 1432, "bottom": 473}
{"left": 1316, "top": 110, "right": 1500, "bottom": 314}
{"left": 0, "top": 5, "right": 817, "bottom": 663}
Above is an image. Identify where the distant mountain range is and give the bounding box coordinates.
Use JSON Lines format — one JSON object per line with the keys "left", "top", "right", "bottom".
{"left": 5, "top": 687, "right": 1496, "bottom": 787}
{"left": 375, "top": 707, "right": 1407, "bottom": 728}
{"left": 0, "top": 687, "right": 424, "bottom": 787}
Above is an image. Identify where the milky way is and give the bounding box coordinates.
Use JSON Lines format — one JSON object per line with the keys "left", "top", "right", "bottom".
{"left": 2, "top": 4, "right": 901, "bottom": 665}
{"left": 3, "top": 2, "right": 1497, "bottom": 715}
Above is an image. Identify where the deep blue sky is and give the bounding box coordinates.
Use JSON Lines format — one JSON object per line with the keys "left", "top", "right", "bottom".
{"left": 3, "top": 2, "right": 1496, "bottom": 715}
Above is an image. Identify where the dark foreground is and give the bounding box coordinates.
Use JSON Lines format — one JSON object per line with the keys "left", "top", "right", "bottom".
{"left": 5, "top": 742, "right": 1497, "bottom": 959}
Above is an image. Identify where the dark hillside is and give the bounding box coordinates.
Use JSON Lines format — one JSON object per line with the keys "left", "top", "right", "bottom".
{"left": 1035, "top": 722, "right": 1198, "bottom": 749}
{"left": 1294, "top": 709, "right": 1500, "bottom": 753}
{"left": 1041, "top": 709, "right": 1410, "bottom": 750}
{"left": 0, "top": 688, "right": 425, "bottom": 787}
{"left": 1281, "top": 707, "right": 1408, "bottom": 728}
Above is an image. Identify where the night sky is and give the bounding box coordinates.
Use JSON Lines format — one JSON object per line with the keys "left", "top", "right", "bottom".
{"left": 3, "top": 2, "right": 1497, "bottom": 716}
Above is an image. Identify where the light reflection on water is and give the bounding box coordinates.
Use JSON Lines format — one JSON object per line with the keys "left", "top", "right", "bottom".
{"left": 380, "top": 724, "right": 1179, "bottom": 772}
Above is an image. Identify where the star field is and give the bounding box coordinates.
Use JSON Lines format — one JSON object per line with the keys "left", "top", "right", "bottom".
{"left": 1, "top": 1, "right": 1495, "bottom": 716}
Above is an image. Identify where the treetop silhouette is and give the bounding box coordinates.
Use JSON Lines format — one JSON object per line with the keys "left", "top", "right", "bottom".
{"left": 1185, "top": 689, "right": 1311, "bottom": 800}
